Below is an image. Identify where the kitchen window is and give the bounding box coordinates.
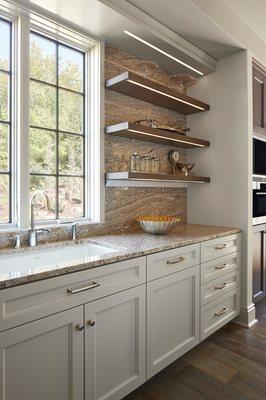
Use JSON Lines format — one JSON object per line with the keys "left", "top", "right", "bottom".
{"left": 0, "top": 5, "right": 103, "bottom": 228}
{"left": 29, "top": 32, "right": 86, "bottom": 221}
{"left": 0, "top": 17, "right": 12, "bottom": 224}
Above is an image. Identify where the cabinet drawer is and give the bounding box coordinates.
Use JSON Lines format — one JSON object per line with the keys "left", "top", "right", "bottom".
{"left": 201, "top": 270, "right": 240, "bottom": 306}
{"left": 0, "top": 257, "right": 146, "bottom": 331}
{"left": 201, "top": 252, "right": 240, "bottom": 284}
{"left": 147, "top": 244, "right": 199, "bottom": 281}
{"left": 201, "top": 234, "right": 240, "bottom": 263}
{"left": 200, "top": 289, "right": 240, "bottom": 340}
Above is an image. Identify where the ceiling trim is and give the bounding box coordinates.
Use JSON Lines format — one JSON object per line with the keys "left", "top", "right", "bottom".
{"left": 99, "top": 0, "right": 217, "bottom": 71}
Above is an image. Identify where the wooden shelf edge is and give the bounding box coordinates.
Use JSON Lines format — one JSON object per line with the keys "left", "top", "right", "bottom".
{"left": 106, "top": 71, "right": 210, "bottom": 115}
{"left": 106, "top": 172, "right": 210, "bottom": 187}
{"left": 105, "top": 122, "right": 210, "bottom": 149}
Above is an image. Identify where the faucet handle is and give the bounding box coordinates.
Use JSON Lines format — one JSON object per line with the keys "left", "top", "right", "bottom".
{"left": 35, "top": 228, "right": 52, "bottom": 235}
{"left": 71, "top": 223, "right": 77, "bottom": 240}
{"left": 59, "top": 221, "right": 77, "bottom": 240}
{"left": 9, "top": 234, "right": 23, "bottom": 249}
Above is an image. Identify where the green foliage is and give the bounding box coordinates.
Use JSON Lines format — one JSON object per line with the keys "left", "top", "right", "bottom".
{"left": 0, "top": 33, "right": 85, "bottom": 222}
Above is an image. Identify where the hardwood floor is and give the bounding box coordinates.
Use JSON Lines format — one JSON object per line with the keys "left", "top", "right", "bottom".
{"left": 125, "top": 298, "right": 266, "bottom": 400}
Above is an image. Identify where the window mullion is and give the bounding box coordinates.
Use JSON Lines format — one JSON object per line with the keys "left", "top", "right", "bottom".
{"left": 15, "top": 14, "right": 30, "bottom": 228}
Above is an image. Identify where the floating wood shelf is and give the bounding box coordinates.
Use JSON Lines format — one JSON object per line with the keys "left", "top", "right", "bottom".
{"left": 105, "top": 122, "right": 210, "bottom": 149}
{"left": 106, "top": 171, "right": 210, "bottom": 188}
{"left": 106, "top": 71, "right": 210, "bottom": 115}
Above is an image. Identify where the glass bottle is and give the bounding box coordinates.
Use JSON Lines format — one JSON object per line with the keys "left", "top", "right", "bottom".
{"left": 142, "top": 154, "right": 152, "bottom": 172}
{"left": 150, "top": 155, "right": 156, "bottom": 173}
{"left": 154, "top": 156, "right": 160, "bottom": 173}
{"left": 130, "top": 153, "right": 140, "bottom": 171}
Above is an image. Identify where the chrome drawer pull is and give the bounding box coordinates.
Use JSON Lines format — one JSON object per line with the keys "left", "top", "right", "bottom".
{"left": 67, "top": 281, "right": 100, "bottom": 294}
{"left": 215, "top": 282, "right": 228, "bottom": 290}
{"left": 215, "top": 243, "right": 228, "bottom": 250}
{"left": 215, "top": 307, "right": 229, "bottom": 316}
{"left": 167, "top": 256, "right": 185, "bottom": 265}
{"left": 215, "top": 263, "right": 230, "bottom": 270}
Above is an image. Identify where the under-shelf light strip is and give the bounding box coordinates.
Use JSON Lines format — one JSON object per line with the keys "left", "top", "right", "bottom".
{"left": 127, "top": 128, "right": 205, "bottom": 147}
{"left": 124, "top": 30, "right": 203, "bottom": 76}
{"left": 126, "top": 79, "right": 205, "bottom": 111}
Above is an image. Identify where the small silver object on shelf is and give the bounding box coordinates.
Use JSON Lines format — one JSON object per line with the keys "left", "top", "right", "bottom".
{"left": 176, "top": 162, "right": 195, "bottom": 176}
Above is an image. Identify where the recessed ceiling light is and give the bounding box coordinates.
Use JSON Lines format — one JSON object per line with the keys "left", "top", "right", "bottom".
{"left": 124, "top": 30, "right": 203, "bottom": 76}
{"left": 127, "top": 79, "right": 205, "bottom": 110}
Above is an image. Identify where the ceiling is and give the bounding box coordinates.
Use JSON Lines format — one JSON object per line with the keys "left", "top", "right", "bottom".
{"left": 222, "top": 0, "right": 266, "bottom": 44}
{"left": 127, "top": 0, "right": 243, "bottom": 59}
{"left": 16, "top": 0, "right": 218, "bottom": 76}
{"left": 16, "top": 0, "right": 264, "bottom": 77}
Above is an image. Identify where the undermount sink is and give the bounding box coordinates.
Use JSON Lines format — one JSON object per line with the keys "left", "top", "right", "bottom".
{"left": 0, "top": 242, "right": 116, "bottom": 277}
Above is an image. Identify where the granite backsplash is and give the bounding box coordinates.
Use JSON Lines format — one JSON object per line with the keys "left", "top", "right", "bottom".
{"left": 0, "top": 44, "right": 188, "bottom": 249}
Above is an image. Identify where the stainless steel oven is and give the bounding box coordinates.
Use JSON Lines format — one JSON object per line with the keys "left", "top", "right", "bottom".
{"left": 253, "top": 183, "right": 266, "bottom": 217}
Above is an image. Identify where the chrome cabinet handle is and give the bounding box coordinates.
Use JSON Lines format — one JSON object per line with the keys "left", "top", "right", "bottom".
{"left": 167, "top": 256, "right": 185, "bottom": 265}
{"left": 215, "top": 263, "right": 230, "bottom": 270}
{"left": 88, "top": 320, "right": 96, "bottom": 326}
{"left": 215, "top": 307, "right": 229, "bottom": 316}
{"left": 215, "top": 243, "right": 228, "bottom": 250}
{"left": 76, "top": 323, "right": 85, "bottom": 331}
{"left": 215, "top": 282, "right": 228, "bottom": 290}
{"left": 67, "top": 281, "right": 100, "bottom": 294}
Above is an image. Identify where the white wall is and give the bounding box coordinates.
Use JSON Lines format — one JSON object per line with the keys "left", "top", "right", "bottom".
{"left": 191, "top": 0, "right": 266, "bottom": 66}
{"left": 187, "top": 50, "right": 255, "bottom": 326}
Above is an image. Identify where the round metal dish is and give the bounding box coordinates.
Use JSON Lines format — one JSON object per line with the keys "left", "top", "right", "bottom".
{"left": 136, "top": 216, "right": 181, "bottom": 235}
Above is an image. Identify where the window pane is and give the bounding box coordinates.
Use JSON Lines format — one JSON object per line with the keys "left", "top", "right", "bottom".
{"left": 59, "top": 46, "right": 83, "bottom": 92}
{"left": 0, "top": 72, "right": 9, "bottom": 121}
{"left": 0, "top": 174, "right": 9, "bottom": 223}
{"left": 30, "top": 128, "right": 56, "bottom": 174}
{"left": 30, "top": 34, "right": 56, "bottom": 84}
{"left": 30, "top": 81, "right": 56, "bottom": 129}
{"left": 0, "top": 124, "right": 9, "bottom": 172}
{"left": 30, "top": 175, "right": 56, "bottom": 220}
{"left": 59, "top": 133, "right": 83, "bottom": 175}
{"left": 0, "top": 20, "right": 10, "bottom": 71}
{"left": 59, "top": 177, "right": 84, "bottom": 218}
{"left": 59, "top": 89, "right": 83, "bottom": 133}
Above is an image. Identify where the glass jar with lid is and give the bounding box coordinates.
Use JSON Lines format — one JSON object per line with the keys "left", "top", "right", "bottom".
{"left": 154, "top": 156, "right": 160, "bottom": 173}
{"left": 140, "top": 154, "right": 151, "bottom": 172}
{"left": 130, "top": 153, "right": 141, "bottom": 171}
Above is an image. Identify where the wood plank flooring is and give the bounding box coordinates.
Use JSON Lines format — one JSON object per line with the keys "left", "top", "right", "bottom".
{"left": 125, "top": 298, "right": 266, "bottom": 400}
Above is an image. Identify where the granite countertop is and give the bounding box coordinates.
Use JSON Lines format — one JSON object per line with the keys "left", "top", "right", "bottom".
{"left": 0, "top": 224, "right": 241, "bottom": 290}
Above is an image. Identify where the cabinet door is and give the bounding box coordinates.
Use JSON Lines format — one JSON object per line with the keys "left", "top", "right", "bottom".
{"left": 253, "top": 63, "right": 266, "bottom": 136}
{"left": 0, "top": 306, "right": 84, "bottom": 400}
{"left": 253, "top": 224, "right": 266, "bottom": 302}
{"left": 85, "top": 285, "right": 146, "bottom": 400}
{"left": 147, "top": 266, "right": 199, "bottom": 379}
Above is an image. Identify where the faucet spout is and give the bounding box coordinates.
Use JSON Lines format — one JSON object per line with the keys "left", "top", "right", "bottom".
{"left": 29, "top": 190, "right": 51, "bottom": 247}
{"left": 30, "top": 190, "right": 51, "bottom": 231}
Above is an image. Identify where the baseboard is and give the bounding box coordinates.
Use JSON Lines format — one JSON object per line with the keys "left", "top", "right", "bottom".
{"left": 233, "top": 303, "right": 257, "bottom": 328}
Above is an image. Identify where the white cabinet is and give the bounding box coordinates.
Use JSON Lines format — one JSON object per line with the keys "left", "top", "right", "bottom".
{"left": 85, "top": 285, "right": 146, "bottom": 400}
{"left": 201, "top": 234, "right": 239, "bottom": 263}
{"left": 0, "top": 233, "right": 241, "bottom": 400}
{"left": 0, "top": 306, "right": 84, "bottom": 400}
{"left": 147, "top": 265, "right": 200, "bottom": 379}
{"left": 147, "top": 244, "right": 199, "bottom": 281}
{"left": 0, "top": 257, "right": 146, "bottom": 332}
{"left": 200, "top": 289, "right": 240, "bottom": 340}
